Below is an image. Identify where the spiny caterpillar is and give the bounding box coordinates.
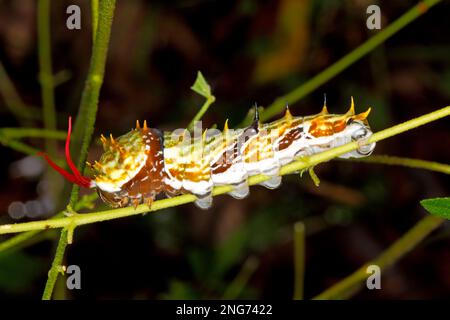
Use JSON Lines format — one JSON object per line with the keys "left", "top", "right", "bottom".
{"left": 39, "top": 97, "right": 375, "bottom": 210}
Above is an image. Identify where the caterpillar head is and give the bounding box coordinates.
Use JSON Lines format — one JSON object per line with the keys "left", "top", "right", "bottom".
{"left": 39, "top": 118, "right": 162, "bottom": 208}
{"left": 91, "top": 122, "right": 148, "bottom": 205}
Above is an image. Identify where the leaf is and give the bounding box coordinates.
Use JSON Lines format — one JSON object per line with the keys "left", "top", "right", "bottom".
{"left": 190, "top": 71, "right": 211, "bottom": 99}
{"left": 420, "top": 197, "right": 450, "bottom": 219}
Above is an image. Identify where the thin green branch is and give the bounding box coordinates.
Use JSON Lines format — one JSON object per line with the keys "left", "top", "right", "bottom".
{"left": 0, "top": 61, "right": 35, "bottom": 123}
{"left": 313, "top": 215, "right": 444, "bottom": 300}
{"left": 37, "top": 0, "right": 57, "bottom": 158}
{"left": 222, "top": 256, "right": 259, "bottom": 299}
{"left": 187, "top": 95, "right": 216, "bottom": 131}
{"left": 293, "top": 222, "right": 305, "bottom": 300}
{"left": 0, "top": 230, "right": 51, "bottom": 255}
{"left": 0, "top": 136, "right": 41, "bottom": 156}
{"left": 0, "top": 193, "right": 98, "bottom": 255}
{"left": 41, "top": 0, "right": 116, "bottom": 300}
{"left": 69, "top": 0, "right": 116, "bottom": 206}
{"left": 1, "top": 105, "right": 448, "bottom": 236}
{"left": 346, "top": 155, "right": 450, "bottom": 175}
{"left": 0, "top": 128, "right": 66, "bottom": 140}
{"left": 239, "top": 0, "right": 442, "bottom": 126}
{"left": 91, "top": 0, "right": 99, "bottom": 43}
{"left": 42, "top": 228, "right": 69, "bottom": 300}
{"left": 187, "top": 71, "right": 216, "bottom": 131}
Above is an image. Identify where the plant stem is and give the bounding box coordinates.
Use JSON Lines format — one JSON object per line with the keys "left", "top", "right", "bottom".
{"left": 0, "top": 193, "right": 98, "bottom": 255}
{"left": 346, "top": 155, "right": 450, "bottom": 175}
{"left": 69, "top": 0, "right": 116, "bottom": 206}
{"left": 293, "top": 222, "right": 305, "bottom": 300}
{"left": 40, "top": 0, "right": 116, "bottom": 300}
{"left": 91, "top": 0, "right": 99, "bottom": 43}
{"left": 37, "top": 0, "right": 57, "bottom": 158}
{"left": 0, "top": 61, "right": 35, "bottom": 123}
{"left": 0, "top": 230, "right": 49, "bottom": 254}
{"left": 242, "top": 0, "right": 442, "bottom": 125}
{"left": 313, "top": 215, "right": 444, "bottom": 300}
{"left": 187, "top": 95, "right": 216, "bottom": 131}
{"left": 0, "top": 136, "right": 41, "bottom": 156}
{"left": 0, "top": 128, "right": 66, "bottom": 140}
{"left": 222, "top": 256, "right": 259, "bottom": 299}
{"left": 42, "top": 228, "right": 68, "bottom": 300}
{"left": 1, "top": 105, "right": 448, "bottom": 235}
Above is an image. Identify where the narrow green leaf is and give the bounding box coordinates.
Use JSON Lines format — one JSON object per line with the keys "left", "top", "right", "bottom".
{"left": 190, "top": 71, "right": 211, "bottom": 98}
{"left": 420, "top": 197, "right": 450, "bottom": 219}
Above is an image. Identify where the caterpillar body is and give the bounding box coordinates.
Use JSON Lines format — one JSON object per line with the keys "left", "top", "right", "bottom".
{"left": 39, "top": 98, "right": 375, "bottom": 210}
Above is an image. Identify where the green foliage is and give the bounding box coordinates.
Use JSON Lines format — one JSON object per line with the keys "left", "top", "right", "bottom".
{"left": 191, "top": 71, "right": 212, "bottom": 99}
{"left": 187, "top": 71, "right": 216, "bottom": 131}
{"left": 421, "top": 197, "right": 450, "bottom": 220}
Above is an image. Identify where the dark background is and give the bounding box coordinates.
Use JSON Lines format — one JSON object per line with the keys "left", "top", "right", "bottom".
{"left": 0, "top": 0, "right": 449, "bottom": 299}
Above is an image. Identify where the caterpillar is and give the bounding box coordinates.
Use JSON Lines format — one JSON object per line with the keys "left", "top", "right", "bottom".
{"left": 39, "top": 97, "right": 375, "bottom": 210}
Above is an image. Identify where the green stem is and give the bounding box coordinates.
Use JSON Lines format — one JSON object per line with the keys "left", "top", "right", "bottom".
{"left": 37, "top": 0, "right": 57, "bottom": 158}
{"left": 41, "top": 0, "right": 116, "bottom": 300}
{"left": 1, "top": 105, "right": 448, "bottom": 235}
{"left": 69, "top": 0, "right": 116, "bottom": 206}
{"left": 244, "top": 0, "right": 442, "bottom": 125}
{"left": 91, "top": 0, "right": 99, "bottom": 43}
{"left": 293, "top": 222, "right": 305, "bottom": 300}
{"left": 41, "top": 228, "right": 68, "bottom": 300}
{"left": 0, "top": 136, "right": 41, "bottom": 156}
{"left": 0, "top": 61, "right": 34, "bottom": 123}
{"left": 222, "top": 256, "right": 259, "bottom": 299}
{"left": 0, "top": 128, "right": 66, "bottom": 140}
{"left": 187, "top": 95, "right": 216, "bottom": 131}
{"left": 313, "top": 215, "right": 444, "bottom": 300}
{"left": 346, "top": 155, "right": 450, "bottom": 175}
{"left": 0, "top": 193, "right": 98, "bottom": 255}
{"left": 0, "top": 230, "right": 50, "bottom": 255}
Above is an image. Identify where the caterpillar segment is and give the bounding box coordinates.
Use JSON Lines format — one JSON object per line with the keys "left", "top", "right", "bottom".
{"left": 39, "top": 98, "right": 376, "bottom": 210}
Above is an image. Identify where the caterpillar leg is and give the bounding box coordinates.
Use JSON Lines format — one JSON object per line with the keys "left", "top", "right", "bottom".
{"left": 132, "top": 198, "right": 140, "bottom": 209}
{"left": 260, "top": 176, "right": 282, "bottom": 189}
{"left": 145, "top": 197, "right": 153, "bottom": 209}
{"left": 194, "top": 192, "right": 213, "bottom": 210}
{"left": 228, "top": 181, "right": 250, "bottom": 199}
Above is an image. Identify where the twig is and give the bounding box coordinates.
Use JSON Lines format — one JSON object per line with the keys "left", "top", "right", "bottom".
{"left": 187, "top": 71, "right": 216, "bottom": 131}
{"left": 0, "top": 128, "right": 66, "bottom": 140}
{"left": 0, "top": 193, "right": 98, "bottom": 255}
{"left": 91, "top": 0, "right": 99, "bottom": 43}
{"left": 222, "top": 256, "right": 259, "bottom": 299}
{"left": 345, "top": 155, "right": 450, "bottom": 175}
{"left": 42, "top": 228, "right": 69, "bottom": 300}
{"left": 293, "top": 222, "right": 305, "bottom": 300}
{"left": 0, "top": 61, "right": 35, "bottom": 123}
{"left": 0, "top": 136, "right": 41, "bottom": 156}
{"left": 187, "top": 95, "right": 216, "bottom": 131}
{"left": 69, "top": 0, "right": 116, "bottom": 206}
{"left": 41, "top": 0, "right": 116, "bottom": 300}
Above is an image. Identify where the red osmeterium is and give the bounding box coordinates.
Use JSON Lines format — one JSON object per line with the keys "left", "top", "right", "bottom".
{"left": 37, "top": 117, "right": 93, "bottom": 188}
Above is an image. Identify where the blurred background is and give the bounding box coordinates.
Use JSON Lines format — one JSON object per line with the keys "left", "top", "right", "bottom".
{"left": 0, "top": 0, "right": 449, "bottom": 299}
